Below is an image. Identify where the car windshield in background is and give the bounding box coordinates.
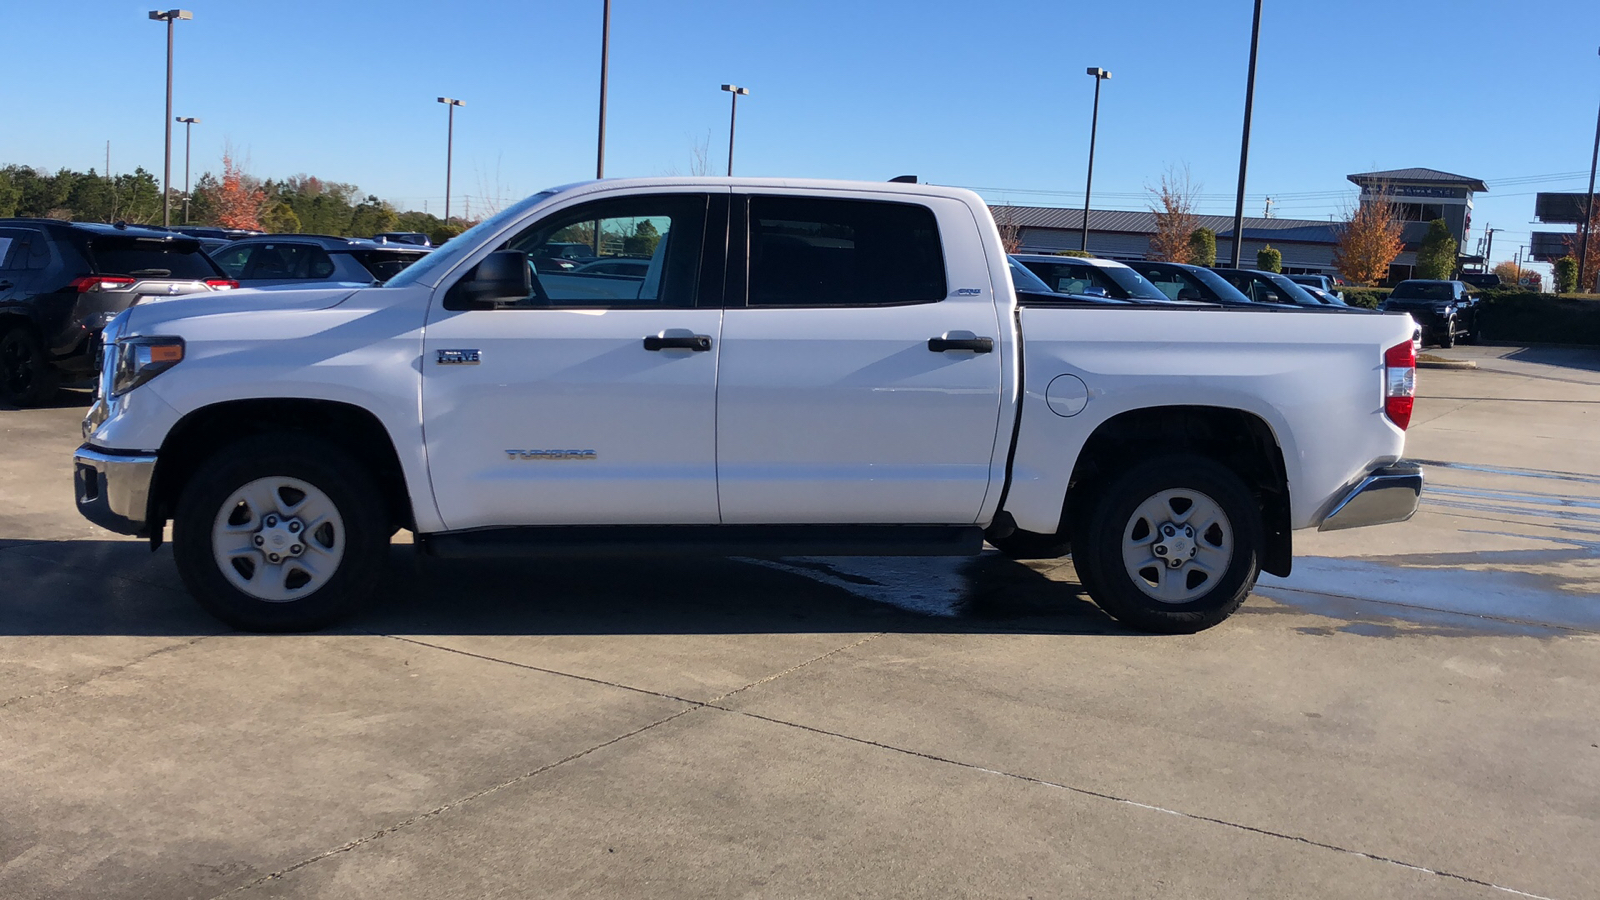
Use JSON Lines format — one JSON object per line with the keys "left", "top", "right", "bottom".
{"left": 1008, "top": 258, "right": 1055, "bottom": 293}
{"left": 1389, "top": 282, "right": 1453, "bottom": 301}
{"left": 384, "top": 190, "right": 557, "bottom": 287}
{"left": 89, "top": 236, "right": 218, "bottom": 279}
{"left": 1021, "top": 260, "right": 1169, "bottom": 301}
{"left": 351, "top": 249, "right": 427, "bottom": 281}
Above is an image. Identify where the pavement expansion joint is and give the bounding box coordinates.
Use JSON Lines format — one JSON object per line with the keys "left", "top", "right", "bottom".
{"left": 0, "top": 634, "right": 217, "bottom": 712}
{"left": 209, "top": 705, "right": 700, "bottom": 899}
{"left": 708, "top": 707, "right": 1564, "bottom": 900}
{"left": 706, "top": 632, "right": 886, "bottom": 705}
{"left": 375, "top": 633, "right": 701, "bottom": 705}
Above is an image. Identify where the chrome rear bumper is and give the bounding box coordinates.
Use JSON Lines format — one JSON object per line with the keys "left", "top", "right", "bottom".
{"left": 74, "top": 445, "right": 157, "bottom": 537}
{"left": 1318, "top": 462, "right": 1424, "bottom": 532}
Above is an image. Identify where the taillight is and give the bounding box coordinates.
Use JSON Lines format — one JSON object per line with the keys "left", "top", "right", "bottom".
{"left": 1384, "top": 340, "right": 1415, "bottom": 430}
{"left": 70, "top": 276, "right": 136, "bottom": 293}
{"left": 205, "top": 279, "right": 240, "bottom": 290}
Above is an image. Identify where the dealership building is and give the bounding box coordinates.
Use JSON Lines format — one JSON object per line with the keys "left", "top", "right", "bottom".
{"left": 993, "top": 167, "right": 1487, "bottom": 282}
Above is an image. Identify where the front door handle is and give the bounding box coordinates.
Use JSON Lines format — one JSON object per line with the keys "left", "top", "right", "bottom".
{"left": 0, "top": 281, "right": 13, "bottom": 290}
{"left": 643, "top": 334, "right": 712, "bottom": 352}
{"left": 928, "top": 335, "right": 993, "bottom": 353}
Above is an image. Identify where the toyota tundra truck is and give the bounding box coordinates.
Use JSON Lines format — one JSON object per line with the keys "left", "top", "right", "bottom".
{"left": 73, "top": 177, "right": 1423, "bottom": 633}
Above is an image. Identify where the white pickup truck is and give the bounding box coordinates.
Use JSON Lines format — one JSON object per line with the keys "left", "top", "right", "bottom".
{"left": 73, "top": 177, "right": 1423, "bottom": 633}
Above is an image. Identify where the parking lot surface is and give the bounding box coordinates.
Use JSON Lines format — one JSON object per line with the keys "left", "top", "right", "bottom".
{"left": 2, "top": 344, "right": 1597, "bottom": 899}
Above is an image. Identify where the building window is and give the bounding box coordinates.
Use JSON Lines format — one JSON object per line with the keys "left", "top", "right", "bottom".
{"left": 1395, "top": 203, "right": 1445, "bottom": 223}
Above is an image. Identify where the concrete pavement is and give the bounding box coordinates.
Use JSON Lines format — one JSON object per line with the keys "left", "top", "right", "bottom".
{"left": 1, "top": 346, "right": 1596, "bottom": 899}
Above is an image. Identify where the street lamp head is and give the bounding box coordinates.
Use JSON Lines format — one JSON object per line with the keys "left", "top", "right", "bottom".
{"left": 148, "top": 9, "right": 192, "bottom": 20}
{"left": 721, "top": 84, "right": 749, "bottom": 95}
{"left": 176, "top": 116, "right": 200, "bottom": 123}
{"left": 1086, "top": 67, "right": 1111, "bottom": 80}
{"left": 437, "top": 97, "right": 465, "bottom": 107}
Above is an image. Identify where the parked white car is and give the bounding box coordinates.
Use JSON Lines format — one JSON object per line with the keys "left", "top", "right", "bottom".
{"left": 75, "top": 177, "right": 1422, "bottom": 634}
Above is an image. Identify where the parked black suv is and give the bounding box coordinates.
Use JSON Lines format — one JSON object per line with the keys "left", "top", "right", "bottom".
{"left": 0, "top": 220, "right": 235, "bottom": 406}
{"left": 1380, "top": 280, "right": 1480, "bottom": 348}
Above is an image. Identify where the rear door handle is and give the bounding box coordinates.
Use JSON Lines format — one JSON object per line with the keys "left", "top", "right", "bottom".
{"left": 643, "top": 334, "right": 712, "bottom": 352}
{"left": 927, "top": 335, "right": 993, "bottom": 353}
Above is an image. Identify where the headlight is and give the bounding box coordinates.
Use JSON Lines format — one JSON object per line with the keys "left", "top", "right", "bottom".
{"left": 1432, "top": 304, "right": 1452, "bottom": 314}
{"left": 112, "top": 336, "right": 185, "bottom": 396}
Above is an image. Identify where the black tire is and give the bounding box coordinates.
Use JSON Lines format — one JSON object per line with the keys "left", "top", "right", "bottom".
{"left": 0, "top": 324, "right": 60, "bottom": 407}
{"left": 988, "top": 529, "right": 1071, "bottom": 560}
{"left": 1463, "top": 315, "right": 1481, "bottom": 345}
{"left": 1439, "top": 318, "right": 1456, "bottom": 349}
{"left": 173, "top": 434, "right": 389, "bottom": 631}
{"left": 1072, "top": 454, "right": 1262, "bottom": 634}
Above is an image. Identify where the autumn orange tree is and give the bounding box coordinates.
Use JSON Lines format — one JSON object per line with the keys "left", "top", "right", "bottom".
{"left": 1146, "top": 166, "right": 1199, "bottom": 263}
{"left": 213, "top": 154, "right": 265, "bottom": 230}
{"left": 1332, "top": 187, "right": 1404, "bottom": 286}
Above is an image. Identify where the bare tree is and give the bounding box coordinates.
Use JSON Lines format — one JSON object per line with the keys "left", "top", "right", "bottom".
{"left": 473, "top": 154, "right": 513, "bottom": 218}
{"left": 1146, "top": 165, "right": 1199, "bottom": 263}
{"left": 992, "top": 203, "right": 1023, "bottom": 253}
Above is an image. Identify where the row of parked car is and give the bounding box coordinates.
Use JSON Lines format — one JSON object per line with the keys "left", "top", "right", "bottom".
{"left": 0, "top": 218, "right": 444, "bottom": 405}
{"left": 1009, "top": 253, "right": 1480, "bottom": 352}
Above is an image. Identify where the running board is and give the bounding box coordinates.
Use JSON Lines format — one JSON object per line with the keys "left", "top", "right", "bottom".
{"left": 419, "top": 524, "right": 985, "bottom": 560}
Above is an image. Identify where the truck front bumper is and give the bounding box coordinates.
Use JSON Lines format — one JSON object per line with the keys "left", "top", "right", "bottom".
{"left": 74, "top": 445, "right": 157, "bottom": 537}
{"left": 1317, "top": 462, "right": 1423, "bottom": 532}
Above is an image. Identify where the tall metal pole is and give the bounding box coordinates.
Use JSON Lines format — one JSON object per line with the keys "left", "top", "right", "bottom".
{"left": 177, "top": 117, "right": 199, "bottom": 224}
{"left": 1580, "top": 45, "right": 1600, "bottom": 293}
{"left": 1230, "top": 0, "right": 1263, "bottom": 267}
{"left": 721, "top": 84, "right": 749, "bottom": 177}
{"left": 437, "top": 98, "right": 464, "bottom": 225}
{"left": 1081, "top": 68, "right": 1110, "bottom": 253}
{"left": 1484, "top": 227, "right": 1498, "bottom": 275}
{"left": 596, "top": 0, "right": 610, "bottom": 179}
{"left": 162, "top": 16, "right": 174, "bottom": 227}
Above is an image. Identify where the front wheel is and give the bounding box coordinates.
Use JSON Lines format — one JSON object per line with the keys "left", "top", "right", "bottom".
{"left": 0, "top": 325, "right": 60, "bottom": 407}
{"left": 1072, "top": 455, "right": 1262, "bottom": 633}
{"left": 173, "top": 435, "right": 389, "bottom": 631}
{"left": 1439, "top": 318, "right": 1456, "bottom": 349}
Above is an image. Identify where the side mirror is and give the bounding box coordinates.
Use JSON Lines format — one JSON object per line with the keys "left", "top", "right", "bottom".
{"left": 447, "top": 250, "right": 533, "bottom": 309}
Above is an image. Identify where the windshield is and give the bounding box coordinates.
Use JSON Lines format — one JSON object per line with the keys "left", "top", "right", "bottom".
{"left": 1262, "top": 273, "right": 1324, "bottom": 306}
{"left": 1184, "top": 267, "right": 1252, "bottom": 303}
{"left": 1019, "top": 259, "right": 1169, "bottom": 300}
{"left": 383, "top": 191, "right": 556, "bottom": 287}
{"left": 1389, "top": 281, "right": 1454, "bottom": 301}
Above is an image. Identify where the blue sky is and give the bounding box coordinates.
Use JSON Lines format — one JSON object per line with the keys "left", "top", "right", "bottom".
{"left": 7, "top": 0, "right": 1600, "bottom": 271}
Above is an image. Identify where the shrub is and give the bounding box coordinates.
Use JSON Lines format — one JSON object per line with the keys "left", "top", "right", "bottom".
{"left": 1554, "top": 255, "right": 1579, "bottom": 294}
{"left": 1256, "top": 245, "right": 1281, "bottom": 273}
{"left": 1478, "top": 292, "right": 1600, "bottom": 345}
{"left": 1053, "top": 249, "right": 1093, "bottom": 258}
{"left": 1341, "top": 288, "right": 1389, "bottom": 309}
{"left": 1188, "top": 227, "right": 1216, "bottom": 267}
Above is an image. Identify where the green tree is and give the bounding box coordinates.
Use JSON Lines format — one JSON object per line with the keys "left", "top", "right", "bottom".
{"left": 1414, "top": 219, "right": 1457, "bottom": 280}
{"left": 261, "top": 202, "right": 301, "bottom": 233}
{"left": 1554, "top": 255, "right": 1579, "bottom": 293}
{"left": 1188, "top": 227, "right": 1216, "bottom": 267}
{"left": 622, "top": 219, "right": 660, "bottom": 257}
{"left": 1256, "top": 245, "right": 1282, "bottom": 273}
{"left": 430, "top": 224, "right": 465, "bottom": 246}
{"left": 1054, "top": 249, "right": 1093, "bottom": 258}
{"left": 348, "top": 195, "right": 399, "bottom": 238}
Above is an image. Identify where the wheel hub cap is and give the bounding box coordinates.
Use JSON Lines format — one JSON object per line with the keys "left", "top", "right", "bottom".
{"left": 1120, "top": 488, "right": 1234, "bottom": 605}
{"left": 211, "top": 477, "right": 345, "bottom": 603}
{"left": 1152, "top": 523, "right": 1198, "bottom": 568}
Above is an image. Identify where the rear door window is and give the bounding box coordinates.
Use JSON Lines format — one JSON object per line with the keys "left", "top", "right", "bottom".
{"left": 88, "top": 236, "right": 219, "bottom": 279}
{"left": 746, "top": 196, "right": 946, "bottom": 307}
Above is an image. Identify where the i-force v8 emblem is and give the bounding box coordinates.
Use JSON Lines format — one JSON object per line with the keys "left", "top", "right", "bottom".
{"left": 436, "top": 349, "right": 481, "bottom": 365}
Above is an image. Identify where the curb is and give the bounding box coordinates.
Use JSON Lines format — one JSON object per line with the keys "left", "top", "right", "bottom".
{"left": 1416, "top": 358, "right": 1478, "bottom": 370}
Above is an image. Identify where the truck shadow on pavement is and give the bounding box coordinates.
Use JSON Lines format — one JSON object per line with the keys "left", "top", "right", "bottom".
{"left": 0, "top": 539, "right": 1131, "bottom": 637}
{"left": 1501, "top": 345, "right": 1600, "bottom": 373}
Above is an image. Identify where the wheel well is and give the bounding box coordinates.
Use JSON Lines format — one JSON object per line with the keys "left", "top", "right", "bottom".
{"left": 149, "top": 399, "right": 414, "bottom": 534}
{"left": 1061, "top": 406, "right": 1292, "bottom": 577}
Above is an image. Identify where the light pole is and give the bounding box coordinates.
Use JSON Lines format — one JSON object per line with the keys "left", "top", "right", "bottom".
{"left": 149, "top": 9, "right": 192, "bottom": 228}
{"left": 1230, "top": 0, "right": 1263, "bottom": 267}
{"left": 597, "top": 0, "right": 610, "bottom": 179}
{"left": 437, "top": 97, "right": 465, "bottom": 226}
{"left": 721, "top": 84, "right": 750, "bottom": 177}
{"left": 176, "top": 116, "right": 199, "bottom": 224}
{"left": 1484, "top": 226, "right": 1501, "bottom": 275}
{"left": 1579, "top": 45, "right": 1599, "bottom": 292}
{"left": 1080, "top": 67, "right": 1110, "bottom": 252}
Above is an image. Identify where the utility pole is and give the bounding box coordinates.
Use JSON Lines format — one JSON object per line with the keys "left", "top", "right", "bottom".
{"left": 177, "top": 116, "right": 199, "bottom": 224}
{"left": 1580, "top": 45, "right": 1600, "bottom": 293}
{"left": 1230, "top": 0, "right": 1263, "bottom": 267}
{"left": 148, "top": 10, "right": 192, "bottom": 228}
{"left": 1484, "top": 227, "right": 1500, "bottom": 276}
{"left": 596, "top": 0, "right": 610, "bottom": 179}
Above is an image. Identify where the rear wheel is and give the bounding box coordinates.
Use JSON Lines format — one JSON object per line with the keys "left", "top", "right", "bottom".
{"left": 173, "top": 435, "right": 389, "bottom": 631}
{"left": 0, "top": 325, "right": 60, "bottom": 407}
{"left": 1072, "top": 455, "right": 1262, "bottom": 633}
{"left": 1439, "top": 318, "right": 1456, "bottom": 349}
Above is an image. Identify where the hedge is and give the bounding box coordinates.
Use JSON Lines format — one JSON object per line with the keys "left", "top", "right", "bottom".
{"left": 1340, "top": 288, "right": 1389, "bottom": 309}
{"left": 1476, "top": 292, "right": 1600, "bottom": 346}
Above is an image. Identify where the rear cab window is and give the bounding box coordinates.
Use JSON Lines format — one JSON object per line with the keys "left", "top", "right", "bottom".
{"left": 88, "top": 236, "right": 219, "bottom": 279}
